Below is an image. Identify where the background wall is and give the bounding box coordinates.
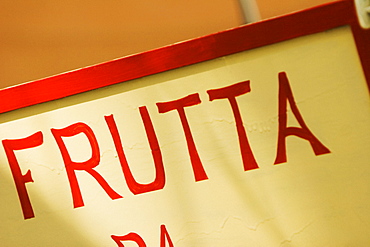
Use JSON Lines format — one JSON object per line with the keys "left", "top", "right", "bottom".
{"left": 0, "top": 0, "right": 333, "bottom": 88}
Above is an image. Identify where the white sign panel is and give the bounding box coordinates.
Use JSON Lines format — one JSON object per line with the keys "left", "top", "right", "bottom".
{"left": 0, "top": 1, "right": 369, "bottom": 246}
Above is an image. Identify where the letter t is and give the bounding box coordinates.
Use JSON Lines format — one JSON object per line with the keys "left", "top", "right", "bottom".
{"left": 156, "top": 93, "right": 208, "bottom": 181}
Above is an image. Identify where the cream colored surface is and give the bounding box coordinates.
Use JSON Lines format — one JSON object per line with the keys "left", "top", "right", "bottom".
{"left": 0, "top": 26, "right": 369, "bottom": 246}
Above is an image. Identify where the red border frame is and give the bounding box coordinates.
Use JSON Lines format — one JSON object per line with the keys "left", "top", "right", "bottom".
{"left": 0, "top": 0, "right": 368, "bottom": 114}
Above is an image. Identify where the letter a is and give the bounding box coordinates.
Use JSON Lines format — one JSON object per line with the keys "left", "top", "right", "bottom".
{"left": 160, "top": 225, "right": 174, "bottom": 247}
{"left": 274, "top": 72, "right": 330, "bottom": 164}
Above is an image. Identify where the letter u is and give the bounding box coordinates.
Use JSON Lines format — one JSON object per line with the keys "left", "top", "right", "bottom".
{"left": 105, "top": 106, "right": 165, "bottom": 194}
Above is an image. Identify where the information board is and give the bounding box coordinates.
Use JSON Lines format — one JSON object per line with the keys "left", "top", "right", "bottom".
{"left": 0, "top": 1, "right": 369, "bottom": 246}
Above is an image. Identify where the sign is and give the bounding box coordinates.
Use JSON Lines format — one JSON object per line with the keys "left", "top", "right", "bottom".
{"left": 0, "top": 1, "right": 369, "bottom": 246}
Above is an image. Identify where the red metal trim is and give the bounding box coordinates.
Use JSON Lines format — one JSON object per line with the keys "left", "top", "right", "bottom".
{"left": 349, "top": 0, "right": 370, "bottom": 90}
{"left": 0, "top": 0, "right": 368, "bottom": 114}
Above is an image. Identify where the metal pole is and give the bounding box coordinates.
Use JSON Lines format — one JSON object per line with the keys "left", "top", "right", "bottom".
{"left": 237, "top": 0, "right": 261, "bottom": 24}
{"left": 354, "top": 0, "right": 370, "bottom": 29}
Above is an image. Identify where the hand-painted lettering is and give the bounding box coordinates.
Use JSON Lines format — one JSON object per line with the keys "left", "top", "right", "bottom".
{"left": 156, "top": 93, "right": 208, "bottom": 182}
{"left": 1, "top": 71, "right": 331, "bottom": 220}
{"left": 111, "top": 224, "right": 173, "bottom": 247}
{"left": 105, "top": 106, "right": 165, "bottom": 195}
{"left": 111, "top": 232, "right": 146, "bottom": 247}
{"left": 274, "top": 72, "right": 331, "bottom": 164}
{"left": 51, "top": 122, "right": 122, "bottom": 208}
{"left": 207, "top": 80, "right": 259, "bottom": 171}
{"left": 160, "top": 224, "right": 175, "bottom": 247}
{"left": 2, "top": 131, "right": 43, "bottom": 219}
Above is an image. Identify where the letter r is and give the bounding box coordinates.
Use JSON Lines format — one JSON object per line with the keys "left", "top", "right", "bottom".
{"left": 51, "top": 122, "right": 122, "bottom": 208}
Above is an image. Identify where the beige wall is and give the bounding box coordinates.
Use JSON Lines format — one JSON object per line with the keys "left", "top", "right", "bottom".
{"left": 0, "top": 0, "right": 332, "bottom": 88}
{"left": 257, "top": 0, "right": 334, "bottom": 19}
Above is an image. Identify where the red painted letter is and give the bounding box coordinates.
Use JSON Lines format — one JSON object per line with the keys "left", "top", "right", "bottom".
{"left": 207, "top": 81, "right": 258, "bottom": 171}
{"left": 111, "top": 233, "right": 146, "bottom": 247}
{"left": 156, "top": 93, "right": 208, "bottom": 181}
{"left": 160, "top": 225, "right": 174, "bottom": 247}
{"left": 274, "top": 72, "right": 331, "bottom": 164}
{"left": 105, "top": 107, "right": 165, "bottom": 195}
{"left": 2, "top": 131, "right": 43, "bottom": 219}
{"left": 51, "top": 122, "right": 122, "bottom": 208}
